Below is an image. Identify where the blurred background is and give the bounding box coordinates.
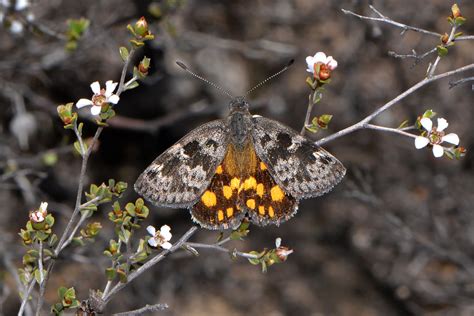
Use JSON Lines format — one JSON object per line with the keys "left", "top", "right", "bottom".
{"left": 1, "top": 0, "right": 473, "bottom": 315}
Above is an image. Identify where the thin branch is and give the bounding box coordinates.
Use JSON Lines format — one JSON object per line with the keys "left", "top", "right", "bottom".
{"left": 388, "top": 48, "right": 437, "bottom": 65}
{"left": 300, "top": 91, "right": 315, "bottom": 136}
{"left": 101, "top": 226, "right": 198, "bottom": 306}
{"left": 342, "top": 6, "right": 441, "bottom": 38}
{"left": 449, "top": 76, "right": 474, "bottom": 89}
{"left": 185, "top": 241, "right": 259, "bottom": 259}
{"left": 34, "top": 242, "right": 44, "bottom": 316}
{"left": 365, "top": 124, "right": 417, "bottom": 139}
{"left": 427, "top": 25, "right": 457, "bottom": 78}
{"left": 315, "top": 63, "right": 474, "bottom": 146}
{"left": 18, "top": 280, "right": 35, "bottom": 316}
{"left": 456, "top": 35, "right": 474, "bottom": 41}
{"left": 112, "top": 303, "right": 169, "bottom": 316}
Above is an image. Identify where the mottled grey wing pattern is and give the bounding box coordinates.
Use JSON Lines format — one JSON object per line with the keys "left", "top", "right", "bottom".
{"left": 134, "top": 120, "right": 229, "bottom": 208}
{"left": 251, "top": 116, "right": 346, "bottom": 199}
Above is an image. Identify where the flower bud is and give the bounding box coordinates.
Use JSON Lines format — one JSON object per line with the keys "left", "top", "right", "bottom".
{"left": 134, "top": 16, "right": 149, "bottom": 37}
{"left": 451, "top": 4, "right": 462, "bottom": 18}
{"left": 275, "top": 246, "right": 293, "bottom": 262}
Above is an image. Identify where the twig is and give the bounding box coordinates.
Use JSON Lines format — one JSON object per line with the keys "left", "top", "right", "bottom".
{"left": 427, "top": 25, "right": 457, "bottom": 78}
{"left": 342, "top": 6, "right": 441, "bottom": 38}
{"left": 365, "top": 124, "right": 417, "bottom": 139}
{"left": 33, "top": 48, "right": 138, "bottom": 313}
{"left": 101, "top": 226, "right": 198, "bottom": 306}
{"left": 456, "top": 35, "right": 474, "bottom": 41}
{"left": 300, "top": 91, "right": 315, "bottom": 136}
{"left": 449, "top": 76, "right": 474, "bottom": 89}
{"left": 185, "top": 241, "right": 259, "bottom": 259}
{"left": 18, "top": 280, "right": 35, "bottom": 316}
{"left": 388, "top": 48, "right": 437, "bottom": 65}
{"left": 112, "top": 303, "right": 169, "bottom": 316}
{"left": 315, "top": 63, "right": 474, "bottom": 146}
{"left": 34, "top": 242, "right": 44, "bottom": 316}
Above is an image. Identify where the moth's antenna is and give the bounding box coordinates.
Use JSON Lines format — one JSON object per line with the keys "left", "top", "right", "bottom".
{"left": 244, "top": 59, "right": 294, "bottom": 96}
{"left": 176, "top": 61, "right": 235, "bottom": 99}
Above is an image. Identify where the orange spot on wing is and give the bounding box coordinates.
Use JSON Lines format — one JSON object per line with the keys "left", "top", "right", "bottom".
{"left": 270, "top": 185, "right": 285, "bottom": 202}
{"left": 258, "top": 205, "right": 265, "bottom": 215}
{"left": 246, "top": 199, "right": 256, "bottom": 209}
{"left": 226, "top": 207, "right": 233, "bottom": 217}
{"left": 217, "top": 210, "right": 224, "bottom": 221}
{"left": 256, "top": 183, "right": 264, "bottom": 197}
{"left": 223, "top": 186, "right": 233, "bottom": 199}
{"left": 201, "top": 191, "right": 217, "bottom": 207}
{"left": 215, "top": 165, "right": 223, "bottom": 174}
{"left": 268, "top": 206, "right": 275, "bottom": 217}
{"left": 260, "top": 162, "right": 267, "bottom": 170}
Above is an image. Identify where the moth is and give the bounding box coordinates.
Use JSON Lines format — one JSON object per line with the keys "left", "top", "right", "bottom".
{"left": 135, "top": 62, "right": 346, "bottom": 230}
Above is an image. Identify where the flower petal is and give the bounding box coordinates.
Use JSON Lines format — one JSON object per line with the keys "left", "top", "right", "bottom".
{"left": 161, "top": 242, "right": 172, "bottom": 250}
{"left": 39, "top": 202, "right": 48, "bottom": 212}
{"left": 420, "top": 117, "right": 433, "bottom": 131}
{"left": 90, "top": 105, "right": 102, "bottom": 116}
{"left": 148, "top": 238, "right": 158, "bottom": 247}
{"left": 160, "top": 225, "right": 171, "bottom": 233}
{"left": 275, "top": 237, "right": 281, "bottom": 248}
{"left": 415, "top": 136, "right": 430, "bottom": 149}
{"left": 305, "top": 56, "right": 314, "bottom": 73}
{"left": 326, "top": 56, "right": 338, "bottom": 70}
{"left": 105, "top": 80, "right": 118, "bottom": 97}
{"left": 15, "top": 0, "right": 29, "bottom": 11}
{"left": 76, "top": 99, "right": 93, "bottom": 108}
{"left": 442, "top": 133, "right": 459, "bottom": 145}
{"left": 437, "top": 118, "right": 448, "bottom": 132}
{"left": 313, "top": 52, "right": 327, "bottom": 64}
{"left": 10, "top": 20, "right": 24, "bottom": 34}
{"left": 107, "top": 94, "right": 120, "bottom": 104}
{"left": 146, "top": 225, "right": 156, "bottom": 236}
{"left": 432, "top": 144, "right": 444, "bottom": 158}
{"left": 90, "top": 81, "right": 101, "bottom": 94}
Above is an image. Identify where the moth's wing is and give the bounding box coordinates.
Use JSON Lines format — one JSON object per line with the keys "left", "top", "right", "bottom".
{"left": 239, "top": 155, "right": 299, "bottom": 227}
{"left": 251, "top": 116, "right": 346, "bottom": 199}
{"left": 135, "top": 120, "right": 229, "bottom": 208}
{"left": 191, "top": 159, "right": 246, "bottom": 230}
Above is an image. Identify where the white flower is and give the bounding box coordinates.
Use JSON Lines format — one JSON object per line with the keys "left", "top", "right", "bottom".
{"left": 415, "top": 117, "right": 460, "bottom": 158}
{"left": 147, "top": 225, "right": 172, "bottom": 249}
{"left": 306, "top": 52, "right": 338, "bottom": 73}
{"left": 30, "top": 202, "right": 48, "bottom": 223}
{"left": 76, "top": 81, "right": 120, "bottom": 116}
{"left": 275, "top": 237, "right": 293, "bottom": 261}
{"left": 14, "top": 0, "right": 29, "bottom": 11}
{"left": 10, "top": 20, "right": 24, "bottom": 34}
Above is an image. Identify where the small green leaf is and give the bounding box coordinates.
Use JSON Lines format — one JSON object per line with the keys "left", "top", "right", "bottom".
{"left": 42, "top": 152, "right": 58, "bottom": 166}
{"left": 125, "top": 81, "right": 139, "bottom": 91}
{"left": 119, "top": 46, "right": 129, "bottom": 62}
{"left": 397, "top": 119, "right": 409, "bottom": 129}
{"left": 455, "top": 16, "right": 466, "bottom": 27}
{"left": 436, "top": 45, "right": 448, "bottom": 57}
{"left": 105, "top": 267, "right": 117, "bottom": 281}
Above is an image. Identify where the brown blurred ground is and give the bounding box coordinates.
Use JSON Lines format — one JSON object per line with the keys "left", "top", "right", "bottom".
{"left": 1, "top": 0, "right": 474, "bottom": 315}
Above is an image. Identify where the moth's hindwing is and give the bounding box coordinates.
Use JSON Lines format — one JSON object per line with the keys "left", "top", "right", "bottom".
{"left": 134, "top": 120, "right": 229, "bottom": 208}
{"left": 190, "top": 145, "right": 245, "bottom": 230}
{"left": 238, "top": 155, "right": 298, "bottom": 227}
{"left": 251, "top": 116, "right": 346, "bottom": 199}
{"left": 191, "top": 142, "right": 298, "bottom": 229}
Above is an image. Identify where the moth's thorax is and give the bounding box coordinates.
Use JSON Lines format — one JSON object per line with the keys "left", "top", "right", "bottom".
{"left": 228, "top": 108, "right": 252, "bottom": 149}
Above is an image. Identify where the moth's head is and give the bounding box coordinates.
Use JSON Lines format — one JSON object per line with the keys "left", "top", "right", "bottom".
{"left": 229, "top": 97, "right": 250, "bottom": 113}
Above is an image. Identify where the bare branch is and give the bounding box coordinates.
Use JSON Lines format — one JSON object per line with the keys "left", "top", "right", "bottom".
{"left": 449, "top": 76, "right": 474, "bottom": 89}
{"left": 341, "top": 6, "right": 441, "bottom": 38}
{"left": 112, "top": 303, "right": 169, "bottom": 316}
{"left": 315, "top": 63, "right": 474, "bottom": 146}
{"left": 101, "top": 226, "right": 198, "bottom": 306}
